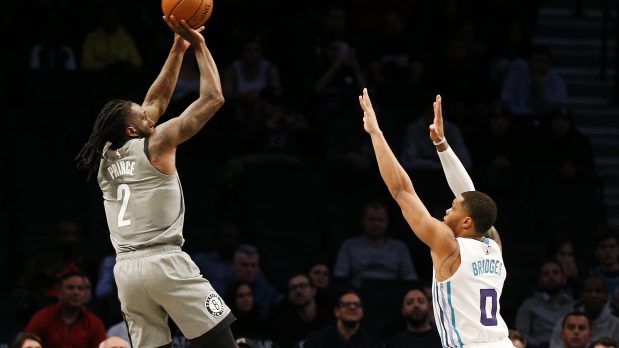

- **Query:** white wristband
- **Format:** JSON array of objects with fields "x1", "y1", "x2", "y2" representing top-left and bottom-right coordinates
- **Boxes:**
[{"x1": 433, "y1": 137, "x2": 446, "y2": 146}]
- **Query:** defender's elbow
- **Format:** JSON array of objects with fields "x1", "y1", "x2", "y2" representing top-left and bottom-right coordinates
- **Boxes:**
[
  {"x1": 208, "y1": 95, "x2": 224, "y2": 112},
  {"x1": 213, "y1": 95, "x2": 225, "y2": 108}
]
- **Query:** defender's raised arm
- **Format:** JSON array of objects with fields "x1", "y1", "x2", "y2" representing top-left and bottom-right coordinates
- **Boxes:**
[
  {"x1": 431, "y1": 94, "x2": 502, "y2": 248},
  {"x1": 359, "y1": 88, "x2": 457, "y2": 262}
]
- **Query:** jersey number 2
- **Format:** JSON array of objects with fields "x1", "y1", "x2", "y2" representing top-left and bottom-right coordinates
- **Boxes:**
[
  {"x1": 480, "y1": 288, "x2": 498, "y2": 326},
  {"x1": 117, "y1": 184, "x2": 131, "y2": 227}
]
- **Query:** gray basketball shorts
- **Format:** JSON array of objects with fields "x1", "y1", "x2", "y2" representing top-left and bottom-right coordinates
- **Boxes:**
[{"x1": 114, "y1": 245, "x2": 231, "y2": 347}]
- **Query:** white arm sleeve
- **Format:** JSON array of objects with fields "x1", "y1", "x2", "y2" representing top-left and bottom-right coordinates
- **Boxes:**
[{"x1": 437, "y1": 146, "x2": 475, "y2": 196}]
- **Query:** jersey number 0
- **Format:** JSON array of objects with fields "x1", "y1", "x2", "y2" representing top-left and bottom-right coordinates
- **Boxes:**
[{"x1": 480, "y1": 288, "x2": 498, "y2": 326}]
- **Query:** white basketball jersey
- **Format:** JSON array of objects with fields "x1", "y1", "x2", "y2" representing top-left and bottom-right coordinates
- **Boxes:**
[{"x1": 432, "y1": 237, "x2": 512, "y2": 348}]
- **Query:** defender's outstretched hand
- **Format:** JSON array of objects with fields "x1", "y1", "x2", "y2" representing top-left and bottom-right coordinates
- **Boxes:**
[
  {"x1": 163, "y1": 15, "x2": 205, "y2": 49},
  {"x1": 359, "y1": 88, "x2": 381, "y2": 135},
  {"x1": 429, "y1": 94, "x2": 445, "y2": 143}
]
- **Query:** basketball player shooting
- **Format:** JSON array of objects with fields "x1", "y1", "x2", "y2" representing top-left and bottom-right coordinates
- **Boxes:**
[
  {"x1": 359, "y1": 89, "x2": 515, "y2": 348},
  {"x1": 75, "y1": 17, "x2": 237, "y2": 348}
]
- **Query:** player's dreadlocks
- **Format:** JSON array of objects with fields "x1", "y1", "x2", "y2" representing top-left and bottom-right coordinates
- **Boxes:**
[{"x1": 75, "y1": 100, "x2": 131, "y2": 181}]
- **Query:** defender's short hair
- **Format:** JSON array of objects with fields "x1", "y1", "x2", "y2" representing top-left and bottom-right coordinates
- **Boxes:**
[{"x1": 461, "y1": 191, "x2": 497, "y2": 234}]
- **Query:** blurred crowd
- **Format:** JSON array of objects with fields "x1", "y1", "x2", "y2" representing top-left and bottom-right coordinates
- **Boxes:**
[{"x1": 0, "y1": 0, "x2": 615, "y2": 347}]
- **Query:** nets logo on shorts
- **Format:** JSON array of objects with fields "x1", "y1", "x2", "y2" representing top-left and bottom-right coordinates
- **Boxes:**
[{"x1": 205, "y1": 293, "x2": 225, "y2": 316}]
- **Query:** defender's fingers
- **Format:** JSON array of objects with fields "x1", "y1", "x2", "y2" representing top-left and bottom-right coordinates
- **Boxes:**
[{"x1": 363, "y1": 88, "x2": 373, "y2": 107}]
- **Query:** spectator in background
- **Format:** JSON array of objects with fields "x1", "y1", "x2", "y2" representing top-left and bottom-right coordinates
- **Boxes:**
[
  {"x1": 80, "y1": 4, "x2": 143, "y2": 98},
  {"x1": 29, "y1": 12, "x2": 77, "y2": 72},
  {"x1": 532, "y1": 107, "x2": 599, "y2": 239},
  {"x1": 400, "y1": 105, "x2": 472, "y2": 172},
  {"x1": 229, "y1": 244, "x2": 283, "y2": 320},
  {"x1": 308, "y1": 262, "x2": 330, "y2": 292},
  {"x1": 18, "y1": 220, "x2": 92, "y2": 296},
  {"x1": 224, "y1": 281, "x2": 271, "y2": 342},
  {"x1": 590, "y1": 231, "x2": 619, "y2": 314},
  {"x1": 193, "y1": 220, "x2": 243, "y2": 294},
  {"x1": 11, "y1": 333, "x2": 43, "y2": 348},
  {"x1": 310, "y1": 6, "x2": 362, "y2": 110},
  {"x1": 92, "y1": 254, "x2": 122, "y2": 327},
  {"x1": 222, "y1": 38, "x2": 281, "y2": 122},
  {"x1": 489, "y1": 20, "x2": 531, "y2": 91},
  {"x1": 94, "y1": 255, "x2": 115, "y2": 300},
  {"x1": 550, "y1": 239, "x2": 585, "y2": 300},
  {"x1": 501, "y1": 45, "x2": 567, "y2": 122},
  {"x1": 549, "y1": 276, "x2": 619, "y2": 347},
  {"x1": 302, "y1": 289, "x2": 381, "y2": 348},
  {"x1": 24, "y1": 272, "x2": 106, "y2": 348},
  {"x1": 235, "y1": 337, "x2": 259, "y2": 348},
  {"x1": 424, "y1": 34, "x2": 492, "y2": 117},
  {"x1": 312, "y1": 38, "x2": 366, "y2": 118},
  {"x1": 307, "y1": 261, "x2": 335, "y2": 308},
  {"x1": 235, "y1": 86, "x2": 313, "y2": 160},
  {"x1": 195, "y1": 243, "x2": 283, "y2": 320},
  {"x1": 516, "y1": 260, "x2": 573, "y2": 348},
  {"x1": 98, "y1": 336, "x2": 129, "y2": 348},
  {"x1": 312, "y1": 6, "x2": 352, "y2": 54},
  {"x1": 106, "y1": 321, "x2": 130, "y2": 344},
  {"x1": 384, "y1": 286, "x2": 442, "y2": 348},
  {"x1": 589, "y1": 337, "x2": 618, "y2": 348},
  {"x1": 80, "y1": 6, "x2": 142, "y2": 72},
  {"x1": 271, "y1": 273, "x2": 333, "y2": 348},
  {"x1": 14, "y1": 219, "x2": 96, "y2": 324},
  {"x1": 536, "y1": 107, "x2": 596, "y2": 185},
  {"x1": 558, "y1": 312, "x2": 592, "y2": 348},
  {"x1": 309, "y1": 6, "x2": 368, "y2": 167},
  {"x1": 366, "y1": 11, "x2": 424, "y2": 112},
  {"x1": 218, "y1": 86, "x2": 316, "y2": 193},
  {"x1": 467, "y1": 104, "x2": 527, "y2": 206},
  {"x1": 509, "y1": 329, "x2": 528, "y2": 348},
  {"x1": 334, "y1": 200, "x2": 418, "y2": 287}
]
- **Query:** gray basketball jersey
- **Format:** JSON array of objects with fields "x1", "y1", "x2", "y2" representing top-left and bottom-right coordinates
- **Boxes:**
[{"x1": 98, "y1": 138, "x2": 185, "y2": 254}]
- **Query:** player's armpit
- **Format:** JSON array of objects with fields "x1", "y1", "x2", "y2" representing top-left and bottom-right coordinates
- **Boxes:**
[
  {"x1": 142, "y1": 102, "x2": 164, "y2": 123},
  {"x1": 432, "y1": 242, "x2": 461, "y2": 280}
]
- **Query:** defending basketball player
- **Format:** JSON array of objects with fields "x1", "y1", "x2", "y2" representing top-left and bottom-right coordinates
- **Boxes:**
[
  {"x1": 75, "y1": 17, "x2": 236, "y2": 348},
  {"x1": 359, "y1": 89, "x2": 515, "y2": 348}
]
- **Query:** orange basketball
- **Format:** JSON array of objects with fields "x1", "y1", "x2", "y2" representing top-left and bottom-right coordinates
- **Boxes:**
[{"x1": 162, "y1": 0, "x2": 213, "y2": 29}]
